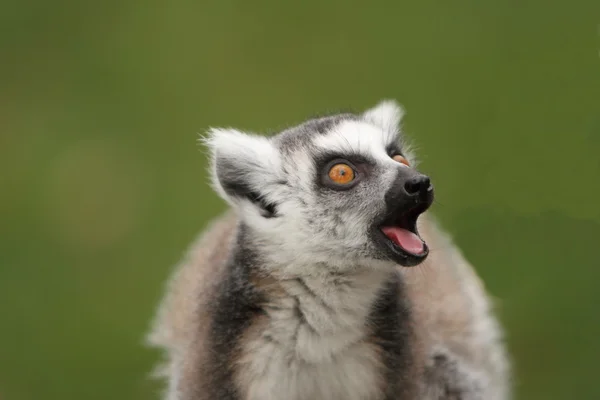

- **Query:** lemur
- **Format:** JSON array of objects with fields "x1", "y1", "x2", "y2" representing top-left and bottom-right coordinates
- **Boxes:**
[{"x1": 146, "y1": 100, "x2": 511, "y2": 400}]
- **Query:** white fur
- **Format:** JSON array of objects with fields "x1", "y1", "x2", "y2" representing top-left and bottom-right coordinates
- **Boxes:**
[
  {"x1": 313, "y1": 120, "x2": 398, "y2": 162},
  {"x1": 236, "y1": 270, "x2": 391, "y2": 400}
]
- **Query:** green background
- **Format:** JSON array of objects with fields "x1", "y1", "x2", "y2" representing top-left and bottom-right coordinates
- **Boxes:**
[{"x1": 2, "y1": 1, "x2": 599, "y2": 399}]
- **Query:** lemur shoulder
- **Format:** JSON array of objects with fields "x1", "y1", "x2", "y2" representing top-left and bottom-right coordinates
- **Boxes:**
[{"x1": 147, "y1": 100, "x2": 511, "y2": 400}]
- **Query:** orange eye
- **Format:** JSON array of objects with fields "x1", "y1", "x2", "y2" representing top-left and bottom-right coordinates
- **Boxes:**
[
  {"x1": 392, "y1": 154, "x2": 410, "y2": 167},
  {"x1": 328, "y1": 163, "x2": 355, "y2": 184}
]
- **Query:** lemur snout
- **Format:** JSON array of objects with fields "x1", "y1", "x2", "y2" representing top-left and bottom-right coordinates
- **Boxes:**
[
  {"x1": 385, "y1": 172, "x2": 434, "y2": 211},
  {"x1": 403, "y1": 175, "x2": 432, "y2": 197}
]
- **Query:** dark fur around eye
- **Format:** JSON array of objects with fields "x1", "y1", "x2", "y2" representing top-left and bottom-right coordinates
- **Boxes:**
[{"x1": 385, "y1": 143, "x2": 404, "y2": 158}]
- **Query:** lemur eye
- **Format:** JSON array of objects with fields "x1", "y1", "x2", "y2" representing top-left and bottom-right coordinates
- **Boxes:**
[
  {"x1": 328, "y1": 163, "x2": 355, "y2": 185},
  {"x1": 392, "y1": 154, "x2": 410, "y2": 167}
]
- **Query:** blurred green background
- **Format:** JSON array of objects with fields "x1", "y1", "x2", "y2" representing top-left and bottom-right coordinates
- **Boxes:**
[{"x1": 1, "y1": 0, "x2": 599, "y2": 399}]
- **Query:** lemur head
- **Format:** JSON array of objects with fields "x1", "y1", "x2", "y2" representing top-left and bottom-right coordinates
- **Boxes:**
[{"x1": 205, "y1": 100, "x2": 434, "y2": 275}]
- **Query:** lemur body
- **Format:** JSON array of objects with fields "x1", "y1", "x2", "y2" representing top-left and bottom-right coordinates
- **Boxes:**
[{"x1": 147, "y1": 101, "x2": 510, "y2": 400}]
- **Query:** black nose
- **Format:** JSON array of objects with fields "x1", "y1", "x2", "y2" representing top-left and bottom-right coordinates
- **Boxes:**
[{"x1": 404, "y1": 175, "x2": 431, "y2": 196}]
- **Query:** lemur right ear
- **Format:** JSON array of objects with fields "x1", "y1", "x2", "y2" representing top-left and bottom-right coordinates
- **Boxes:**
[
  {"x1": 203, "y1": 128, "x2": 282, "y2": 217},
  {"x1": 362, "y1": 99, "x2": 405, "y2": 134}
]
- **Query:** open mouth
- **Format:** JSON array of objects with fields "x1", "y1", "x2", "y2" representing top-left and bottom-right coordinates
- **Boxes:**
[{"x1": 374, "y1": 204, "x2": 430, "y2": 267}]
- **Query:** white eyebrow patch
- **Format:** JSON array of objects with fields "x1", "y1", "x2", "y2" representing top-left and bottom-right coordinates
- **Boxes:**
[{"x1": 312, "y1": 120, "x2": 396, "y2": 158}]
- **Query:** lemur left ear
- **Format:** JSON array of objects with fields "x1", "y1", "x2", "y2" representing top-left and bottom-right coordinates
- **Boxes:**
[
  {"x1": 362, "y1": 99, "x2": 405, "y2": 133},
  {"x1": 203, "y1": 128, "x2": 282, "y2": 217}
]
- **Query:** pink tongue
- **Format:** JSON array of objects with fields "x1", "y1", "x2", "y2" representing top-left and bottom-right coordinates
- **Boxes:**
[{"x1": 381, "y1": 227, "x2": 424, "y2": 255}]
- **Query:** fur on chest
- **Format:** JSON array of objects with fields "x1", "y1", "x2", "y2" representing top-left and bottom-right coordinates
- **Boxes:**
[
  {"x1": 236, "y1": 273, "x2": 388, "y2": 400},
  {"x1": 237, "y1": 325, "x2": 384, "y2": 400},
  {"x1": 203, "y1": 265, "x2": 416, "y2": 400}
]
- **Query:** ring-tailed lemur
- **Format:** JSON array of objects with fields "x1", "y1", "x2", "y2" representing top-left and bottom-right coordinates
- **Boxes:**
[{"x1": 146, "y1": 100, "x2": 511, "y2": 400}]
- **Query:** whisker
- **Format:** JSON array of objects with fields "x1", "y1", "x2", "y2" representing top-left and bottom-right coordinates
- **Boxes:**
[{"x1": 433, "y1": 200, "x2": 445, "y2": 208}]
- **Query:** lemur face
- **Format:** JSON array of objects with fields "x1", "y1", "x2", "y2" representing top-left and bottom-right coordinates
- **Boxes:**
[{"x1": 206, "y1": 100, "x2": 434, "y2": 272}]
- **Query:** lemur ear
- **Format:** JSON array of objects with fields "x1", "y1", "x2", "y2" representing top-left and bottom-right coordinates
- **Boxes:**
[
  {"x1": 203, "y1": 128, "x2": 281, "y2": 217},
  {"x1": 362, "y1": 99, "x2": 405, "y2": 133}
]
